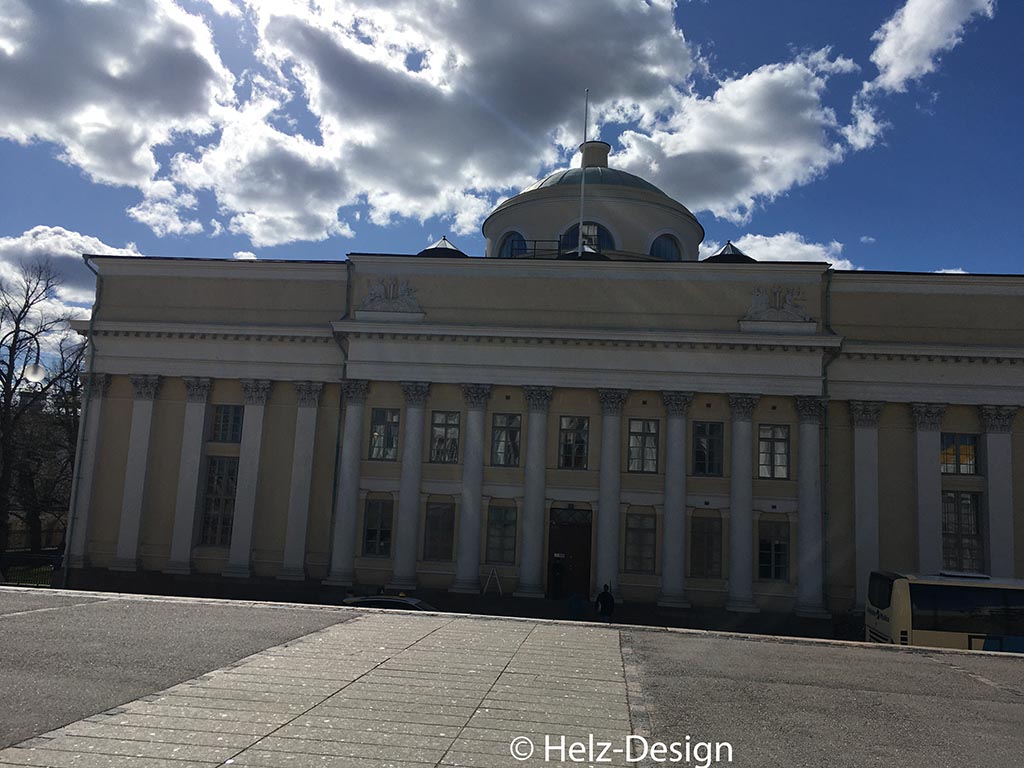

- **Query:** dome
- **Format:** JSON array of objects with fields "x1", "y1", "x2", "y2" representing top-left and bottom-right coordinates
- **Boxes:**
[{"x1": 522, "y1": 166, "x2": 667, "y2": 196}]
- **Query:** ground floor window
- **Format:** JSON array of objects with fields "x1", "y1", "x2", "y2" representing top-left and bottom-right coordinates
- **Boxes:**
[
  {"x1": 690, "y1": 516, "x2": 722, "y2": 578},
  {"x1": 758, "y1": 520, "x2": 790, "y2": 581},
  {"x1": 423, "y1": 501, "x2": 455, "y2": 561},
  {"x1": 624, "y1": 513, "x2": 656, "y2": 573},
  {"x1": 486, "y1": 503, "x2": 517, "y2": 564},
  {"x1": 942, "y1": 491, "x2": 984, "y2": 572},
  {"x1": 363, "y1": 498, "x2": 393, "y2": 557},
  {"x1": 199, "y1": 456, "x2": 238, "y2": 546}
]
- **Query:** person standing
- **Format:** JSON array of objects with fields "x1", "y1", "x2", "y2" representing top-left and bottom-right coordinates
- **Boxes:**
[{"x1": 595, "y1": 584, "x2": 615, "y2": 622}]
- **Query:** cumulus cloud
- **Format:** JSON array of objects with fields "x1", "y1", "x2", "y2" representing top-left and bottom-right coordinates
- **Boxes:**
[
  {"x1": 232, "y1": 250, "x2": 256, "y2": 260},
  {"x1": 866, "y1": 0, "x2": 995, "y2": 93},
  {"x1": 934, "y1": 267, "x2": 967, "y2": 274},
  {"x1": 703, "y1": 232, "x2": 855, "y2": 270},
  {"x1": 0, "y1": 226, "x2": 141, "y2": 307}
]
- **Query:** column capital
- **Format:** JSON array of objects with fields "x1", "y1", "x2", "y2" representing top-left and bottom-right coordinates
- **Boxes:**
[
  {"x1": 341, "y1": 379, "x2": 369, "y2": 403},
  {"x1": 911, "y1": 402, "x2": 945, "y2": 431},
  {"x1": 294, "y1": 381, "x2": 323, "y2": 407},
  {"x1": 523, "y1": 385, "x2": 553, "y2": 412},
  {"x1": 242, "y1": 379, "x2": 273, "y2": 406},
  {"x1": 183, "y1": 377, "x2": 212, "y2": 404},
  {"x1": 598, "y1": 388, "x2": 628, "y2": 415},
  {"x1": 400, "y1": 381, "x2": 430, "y2": 405},
  {"x1": 849, "y1": 400, "x2": 884, "y2": 428},
  {"x1": 979, "y1": 405, "x2": 1017, "y2": 434},
  {"x1": 130, "y1": 374, "x2": 162, "y2": 400},
  {"x1": 82, "y1": 372, "x2": 110, "y2": 400},
  {"x1": 795, "y1": 396, "x2": 826, "y2": 425},
  {"x1": 462, "y1": 383, "x2": 492, "y2": 409},
  {"x1": 728, "y1": 394, "x2": 759, "y2": 421},
  {"x1": 661, "y1": 391, "x2": 694, "y2": 417}
]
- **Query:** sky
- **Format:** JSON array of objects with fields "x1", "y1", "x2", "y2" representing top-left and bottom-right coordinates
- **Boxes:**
[{"x1": 0, "y1": 0, "x2": 1020, "y2": 309}]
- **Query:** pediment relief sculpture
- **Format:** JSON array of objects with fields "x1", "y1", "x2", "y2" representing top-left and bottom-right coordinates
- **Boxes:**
[
  {"x1": 744, "y1": 285, "x2": 811, "y2": 323},
  {"x1": 359, "y1": 277, "x2": 422, "y2": 313}
]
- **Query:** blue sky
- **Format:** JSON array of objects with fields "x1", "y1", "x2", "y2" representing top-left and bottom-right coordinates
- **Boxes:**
[{"x1": 0, "y1": 0, "x2": 1017, "y2": 304}]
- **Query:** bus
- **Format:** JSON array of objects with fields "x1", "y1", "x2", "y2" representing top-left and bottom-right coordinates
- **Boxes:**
[{"x1": 864, "y1": 571, "x2": 1024, "y2": 653}]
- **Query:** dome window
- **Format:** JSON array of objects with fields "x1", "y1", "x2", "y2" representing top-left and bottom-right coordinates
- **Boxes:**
[
  {"x1": 561, "y1": 221, "x2": 615, "y2": 253},
  {"x1": 498, "y1": 231, "x2": 527, "y2": 259},
  {"x1": 650, "y1": 234, "x2": 682, "y2": 262}
]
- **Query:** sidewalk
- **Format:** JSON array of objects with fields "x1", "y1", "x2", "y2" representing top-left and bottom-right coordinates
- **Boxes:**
[{"x1": 0, "y1": 612, "x2": 632, "y2": 767}]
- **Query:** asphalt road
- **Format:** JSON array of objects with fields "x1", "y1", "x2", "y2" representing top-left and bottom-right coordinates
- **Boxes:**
[
  {"x1": 0, "y1": 587, "x2": 352, "y2": 748},
  {"x1": 625, "y1": 629, "x2": 1024, "y2": 768}
]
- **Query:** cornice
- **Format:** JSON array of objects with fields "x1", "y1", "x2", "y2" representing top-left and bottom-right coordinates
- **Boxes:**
[
  {"x1": 88, "y1": 256, "x2": 347, "y2": 282},
  {"x1": 77, "y1": 321, "x2": 335, "y2": 345},
  {"x1": 840, "y1": 341, "x2": 1024, "y2": 365}
]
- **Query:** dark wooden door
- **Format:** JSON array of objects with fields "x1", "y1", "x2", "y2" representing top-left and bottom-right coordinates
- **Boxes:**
[{"x1": 547, "y1": 507, "x2": 593, "y2": 599}]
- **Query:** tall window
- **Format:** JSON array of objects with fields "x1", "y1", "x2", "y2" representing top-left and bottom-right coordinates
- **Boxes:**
[
  {"x1": 624, "y1": 513, "x2": 656, "y2": 573},
  {"x1": 486, "y1": 503, "x2": 518, "y2": 564},
  {"x1": 561, "y1": 221, "x2": 615, "y2": 252},
  {"x1": 363, "y1": 498, "x2": 393, "y2": 557},
  {"x1": 758, "y1": 520, "x2": 790, "y2": 580},
  {"x1": 758, "y1": 425, "x2": 790, "y2": 479},
  {"x1": 199, "y1": 456, "x2": 238, "y2": 546},
  {"x1": 368, "y1": 408, "x2": 400, "y2": 461},
  {"x1": 649, "y1": 233, "x2": 682, "y2": 261},
  {"x1": 941, "y1": 433, "x2": 979, "y2": 475},
  {"x1": 211, "y1": 405, "x2": 243, "y2": 443},
  {"x1": 430, "y1": 411, "x2": 461, "y2": 463},
  {"x1": 558, "y1": 416, "x2": 590, "y2": 469},
  {"x1": 690, "y1": 516, "x2": 722, "y2": 578},
  {"x1": 423, "y1": 501, "x2": 455, "y2": 561},
  {"x1": 491, "y1": 413, "x2": 521, "y2": 467},
  {"x1": 498, "y1": 231, "x2": 527, "y2": 259},
  {"x1": 628, "y1": 419, "x2": 659, "y2": 473},
  {"x1": 692, "y1": 421, "x2": 724, "y2": 476},
  {"x1": 942, "y1": 491, "x2": 984, "y2": 572}
]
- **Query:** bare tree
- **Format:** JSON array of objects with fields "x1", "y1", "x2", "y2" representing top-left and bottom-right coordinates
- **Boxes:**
[{"x1": 0, "y1": 259, "x2": 78, "y2": 554}]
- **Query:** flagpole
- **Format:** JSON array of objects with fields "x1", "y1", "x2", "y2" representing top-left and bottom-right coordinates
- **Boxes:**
[{"x1": 576, "y1": 88, "x2": 589, "y2": 259}]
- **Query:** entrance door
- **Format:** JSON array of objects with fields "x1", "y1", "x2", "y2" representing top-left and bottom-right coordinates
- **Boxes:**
[{"x1": 547, "y1": 507, "x2": 593, "y2": 599}]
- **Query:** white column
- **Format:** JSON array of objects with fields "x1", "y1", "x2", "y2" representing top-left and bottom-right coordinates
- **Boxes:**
[
  {"x1": 981, "y1": 405, "x2": 1017, "y2": 578},
  {"x1": 165, "y1": 377, "x2": 212, "y2": 575},
  {"x1": 67, "y1": 373, "x2": 110, "y2": 568},
  {"x1": 224, "y1": 379, "x2": 272, "y2": 578},
  {"x1": 516, "y1": 386, "x2": 552, "y2": 597},
  {"x1": 795, "y1": 396, "x2": 829, "y2": 617},
  {"x1": 390, "y1": 381, "x2": 429, "y2": 590},
  {"x1": 596, "y1": 389, "x2": 627, "y2": 596},
  {"x1": 727, "y1": 394, "x2": 759, "y2": 612},
  {"x1": 111, "y1": 375, "x2": 161, "y2": 571},
  {"x1": 658, "y1": 391, "x2": 693, "y2": 607},
  {"x1": 912, "y1": 403, "x2": 945, "y2": 574},
  {"x1": 326, "y1": 380, "x2": 368, "y2": 586},
  {"x1": 279, "y1": 382, "x2": 323, "y2": 580},
  {"x1": 451, "y1": 384, "x2": 491, "y2": 593},
  {"x1": 849, "y1": 401, "x2": 883, "y2": 610}
]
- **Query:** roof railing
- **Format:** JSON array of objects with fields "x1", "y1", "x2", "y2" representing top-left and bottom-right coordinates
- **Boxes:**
[{"x1": 499, "y1": 239, "x2": 605, "y2": 260}]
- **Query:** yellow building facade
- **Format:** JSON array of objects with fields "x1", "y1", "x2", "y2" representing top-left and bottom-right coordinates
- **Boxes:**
[{"x1": 65, "y1": 143, "x2": 1024, "y2": 619}]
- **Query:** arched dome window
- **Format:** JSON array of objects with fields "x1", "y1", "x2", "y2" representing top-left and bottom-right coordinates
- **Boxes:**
[
  {"x1": 561, "y1": 221, "x2": 615, "y2": 253},
  {"x1": 650, "y1": 234, "x2": 682, "y2": 261},
  {"x1": 497, "y1": 231, "x2": 527, "y2": 259}
]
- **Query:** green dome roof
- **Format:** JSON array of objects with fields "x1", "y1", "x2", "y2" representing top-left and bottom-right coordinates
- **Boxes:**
[{"x1": 523, "y1": 167, "x2": 667, "y2": 196}]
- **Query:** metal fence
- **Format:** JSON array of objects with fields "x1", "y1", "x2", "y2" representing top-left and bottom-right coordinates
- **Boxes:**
[{"x1": 0, "y1": 549, "x2": 61, "y2": 587}]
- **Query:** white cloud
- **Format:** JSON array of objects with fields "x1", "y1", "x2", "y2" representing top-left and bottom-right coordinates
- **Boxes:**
[
  {"x1": 859, "y1": 235, "x2": 876, "y2": 244},
  {"x1": 703, "y1": 232, "x2": 855, "y2": 270},
  {"x1": 866, "y1": 0, "x2": 995, "y2": 93},
  {"x1": 0, "y1": 226, "x2": 141, "y2": 307},
  {"x1": 232, "y1": 250, "x2": 256, "y2": 260},
  {"x1": 934, "y1": 267, "x2": 967, "y2": 274}
]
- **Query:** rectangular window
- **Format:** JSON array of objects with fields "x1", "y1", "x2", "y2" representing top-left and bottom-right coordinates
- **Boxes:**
[
  {"x1": 368, "y1": 408, "x2": 400, "y2": 461},
  {"x1": 627, "y1": 419, "x2": 659, "y2": 473},
  {"x1": 430, "y1": 411, "x2": 461, "y2": 463},
  {"x1": 940, "y1": 433, "x2": 979, "y2": 475},
  {"x1": 199, "y1": 456, "x2": 238, "y2": 546},
  {"x1": 211, "y1": 405, "x2": 243, "y2": 443},
  {"x1": 362, "y1": 498, "x2": 393, "y2": 557},
  {"x1": 692, "y1": 421, "x2": 724, "y2": 476},
  {"x1": 624, "y1": 513, "x2": 656, "y2": 573},
  {"x1": 942, "y1": 491, "x2": 985, "y2": 572},
  {"x1": 491, "y1": 413, "x2": 522, "y2": 467},
  {"x1": 423, "y1": 502, "x2": 455, "y2": 561},
  {"x1": 558, "y1": 416, "x2": 590, "y2": 469},
  {"x1": 758, "y1": 520, "x2": 790, "y2": 580},
  {"x1": 758, "y1": 425, "x2": 790, "y2": 479},
  {"x1": 486, "y1": 503, "x2": 517, "y2": 564},
  {"x1": 690, "y1": 516, "x2": 723, "y2": 578}
]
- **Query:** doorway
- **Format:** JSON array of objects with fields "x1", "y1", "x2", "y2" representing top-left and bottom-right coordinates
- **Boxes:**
[{"x1": 547, "y1": 506, "x2": 593, "y2": 599}]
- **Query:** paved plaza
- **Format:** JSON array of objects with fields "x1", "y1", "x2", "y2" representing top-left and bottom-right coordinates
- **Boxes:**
[{"x1": 0, "y1": 587, "x2": 1022, "y2": 767}]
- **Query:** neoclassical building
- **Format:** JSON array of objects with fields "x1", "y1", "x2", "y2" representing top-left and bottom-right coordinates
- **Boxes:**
[{"x1": 65, "y1": 141, "x2": 1024, "y2": 618}]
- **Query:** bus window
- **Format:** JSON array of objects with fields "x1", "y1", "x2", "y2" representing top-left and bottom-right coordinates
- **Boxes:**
[
  {"x1": 869, "y1": 572, "x2": 893, "y2": 610},
  {"x1": 910, "y1": 584, "x2": 1011, "y2": 635}
]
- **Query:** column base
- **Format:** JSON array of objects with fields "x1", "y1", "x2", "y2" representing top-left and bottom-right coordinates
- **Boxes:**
[
  {"x1": 513, "y1": 585, "x2": 546, "y2": 599},
  {"x1": 448, "y1": 579, "x2": 480, "y2": 595},
  {"x1": 795, "y1": 603, "x2": 832, "y2": 619},
  {"x1": 163, "y1": 561, "x2": 191, "y2": 576},
  {"x1": 657, "y1": 592, "x2": 691, "y2": 609},
  {"x1": 109, "y1": 557, "x2": 138, "y2": 572},
  {"x1": 322, "y1": 573, "x2": 355, "y2": 588},
  {"x1": 725, "y1": 596, "x2": 760, "y2": 614},
  {"x1": 277, "y1": 567, "x2": 306, "y2": 581},
  {"x1": 387, "y1": 577, "x2": 418, "y2": 592},
  {"x1": 222, "y1": 565, "x2": 251, "y2": 579}
]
